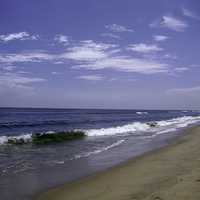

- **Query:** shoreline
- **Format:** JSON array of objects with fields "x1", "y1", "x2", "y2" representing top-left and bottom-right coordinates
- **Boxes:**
[{"x1": 36, "y1": 125, "x2": 200, "y2": 200}]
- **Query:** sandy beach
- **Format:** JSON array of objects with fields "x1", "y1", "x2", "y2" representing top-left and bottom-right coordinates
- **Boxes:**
[{"x1": 36, "y1": 126, "x2": 200, "y2": 200}]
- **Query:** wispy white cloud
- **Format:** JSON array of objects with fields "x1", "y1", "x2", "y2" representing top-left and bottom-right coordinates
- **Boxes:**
[
  {"x1": 54, "y1": 34, "x2": 69, "y2": 45},
  {"x1": 150, "y1": 16, "x2": 188, "y2": 32},
  {"x1": 101, "y1": 33, "x2": 120, "y2": 39},
  {"x1": 0, "y1": 65, "x2": 16, "y2": 71},
  {"x1": 153, "y1": 35, "x2": 169, "y2": 42},
  {"x1": 61, "y1": 40, "x2": 117, "y2": 61},
  {"x1": 76, "y1": 56, "x2": 168, "y2": 74},
  {"x1": 0, "y1": 40, "x2": 114, "y2": 64},
  {"x1": 60, "y1": 41, "x2": 168, "y2": 74},
  {"x1": 0, "y1": 51, "x2": 55, "y2": 64},
  {"x1": 0, "y1": 32, "x2": 38, "y2": 42},
  {"x1": 17, "y1": 71, "x2": 30, "y2": 74},
  {"x1": 105, "y1": 24, "x2": 134, "y2": 32},
  {"x1": 190, "y1": 64, "x2": 200, "y2": 68},
  {"x1": 0, "y1": 72, "x2": 46, "y2": 96},
  {"x1": 167, "y1": 86, "x2": 200, "y2": 95},
  {"x1": 54, "y1": 61, "x2": 64, "y2": 65},
  {"x1": 51, "y1": 71, "x2": 62, "y2": 75},
  {"x1": 0, "y1": 40, "x2": 173, "y2": 75},
  {"x1": 0, "y1": 72, "x2": 46, "y2": 101},
  {"x1": 161, "y1": 16, "x2": 188, "y2": 32},
  {"x1": 163, "y1": 54, "x2": 177, "y2": 60},
  {"x1": 182, "y1": 7, "x2": 200, "y2": 20},
  {"x1": 59, "y1": 40, "x2": 168, "y2": 74},
  {"x1": 77, "y1": 74, "x2": 104, "y2": 81},
  {"x1": 109, "y1": 78, "x2": 118, "y2": 81},
  {"x1": 127, "y1": 43, "x2": 163, "y2": 53},
  {"x1": 0, "y1": 72, "x2": 45, "y2": 85},
  {"x1": 168, "y1": 67, "x2": 189, "y2": 76},
  {"x1": 174, "y1": 67, "x2": 189, "y2": 72}
]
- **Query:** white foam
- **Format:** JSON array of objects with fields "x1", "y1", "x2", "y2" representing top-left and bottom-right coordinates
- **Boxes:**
[
  {"x1": 85, "y1": 116, "x2": 200, "y2": 137},
  {"x1": 0, "y1": 136, "x2": 8, "y2": 145},
  {"x1": 53, "y1": 160, "x2": 65, "y2": 164},
  {"x1": 73, "y1": 139, "x2": 125, "y2": 159},
  {"x1": 157, "y1": 116, "x2": 200, "y2": 127},
  {"x1": 0, "y1": 134, "x2": 32, "y2": 145},
  {"x1": 156, "y1": 128, "x2": 177, "y2": 135},
  {"x1": 136, "y1": 111, "x2": 148, "y2": 115},
  {"x1": 85, "y1": 122, "x2": 150, "y2": 136},
  {"x1": 14, "y1": 134, "x2": 32, "y2": 141}
]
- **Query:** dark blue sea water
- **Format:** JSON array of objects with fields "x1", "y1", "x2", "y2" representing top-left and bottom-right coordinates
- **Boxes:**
[
  {"x1": 0, "y1": 108, "x2": 200, "y2": 200},
  {"x1": 1, "y1": 108, "x2": 200, "y2": 136}
]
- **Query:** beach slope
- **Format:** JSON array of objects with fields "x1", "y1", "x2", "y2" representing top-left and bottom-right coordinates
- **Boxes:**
[{"x1": 37, "y1": 126, "x2": 200, "y2": 200}]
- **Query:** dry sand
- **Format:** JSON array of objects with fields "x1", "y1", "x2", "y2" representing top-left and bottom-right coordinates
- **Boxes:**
[{"x1": 36, "y1": 126, "x2": 200, "y2": 200}]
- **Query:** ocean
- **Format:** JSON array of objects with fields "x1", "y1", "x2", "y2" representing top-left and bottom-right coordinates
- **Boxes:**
[{"x1": 0, "y1": 108, "x2": 200, "y2": 200}]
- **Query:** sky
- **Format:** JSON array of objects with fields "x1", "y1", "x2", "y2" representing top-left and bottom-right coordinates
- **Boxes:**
[{"x1": 0, "y1": 0, "x2": 200, "y2": 109}]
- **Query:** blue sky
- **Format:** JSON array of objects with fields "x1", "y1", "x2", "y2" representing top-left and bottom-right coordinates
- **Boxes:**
[{"x1": 0, "y1": 0, "x2": 200, "y2": 109}]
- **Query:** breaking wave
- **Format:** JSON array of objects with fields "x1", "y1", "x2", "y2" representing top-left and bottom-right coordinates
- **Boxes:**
[
  {"x1": 0, "y1": 116, "x2": 200, "y2": 145},
  {"x1": 0, "y1": 134, "x2": 32, "y2": 145},
  {"x1": 136, "y1": 111, "x2": 148, "y2": 115},
  {"x1": 0, "y1": 131, "x2": 85, "y2": 145},
  {"x1": 85, "y1": 116, "x2": 200, "y2": 137},
  {"x1": 85, "y1": 122, "x2": 150, "y2": 136}
]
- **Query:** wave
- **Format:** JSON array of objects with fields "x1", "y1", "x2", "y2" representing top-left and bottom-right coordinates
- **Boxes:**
[
  {"x1": 1, "y1": 116, "x2": 200, "y2": 146},
  {"x1": 136, "y1": 111, "x2": 148, "y2": 115},
  {"x1": 0, "y1": 134, "x2": 32, "y2": 145},
  {"x1": 85, "y1": 116, "x2": 200, "y2": 137},
  {"x1": 85, "y1": 122, "x2": 150, "y2": 136},
  {"x1": 156, "y1": 116, "x2": 200, "y2": 127},
  {"x1": 0, "y1": 131, "x2": 85, "y2": 145}
]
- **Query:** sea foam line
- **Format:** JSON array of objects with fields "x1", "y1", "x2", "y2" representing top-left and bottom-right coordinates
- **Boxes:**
[{"x1": 73, "y1": 139, "x2": 125, "y2": 159}]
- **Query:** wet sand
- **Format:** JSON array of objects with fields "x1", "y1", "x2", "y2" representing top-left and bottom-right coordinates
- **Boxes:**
[{"x1": 36, "y1": 126, "x2": 200, "y2": 200}]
